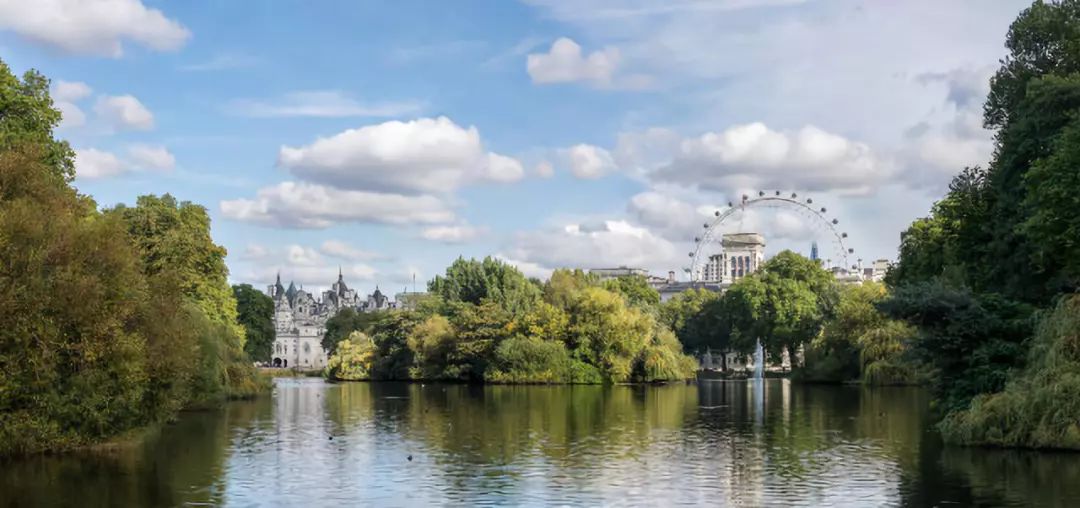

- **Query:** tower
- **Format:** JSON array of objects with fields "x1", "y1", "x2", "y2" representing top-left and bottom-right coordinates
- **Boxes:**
[{"x1": 810, "y1": 242, "x2": 819, "y2": 262}]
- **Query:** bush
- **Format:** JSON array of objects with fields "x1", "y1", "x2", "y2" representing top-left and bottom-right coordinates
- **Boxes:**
[
  {"x1": 485, "y1": 337, "x2": 573, "y2": 384},
  {"x1": 939, "y1": 295, "x2": 1080, "y2": 449},
  {"x1": 326, "y1": 332, "x2": 377, "y2": 381}
]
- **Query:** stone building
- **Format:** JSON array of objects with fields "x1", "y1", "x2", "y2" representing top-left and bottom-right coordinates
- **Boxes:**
[
  {"x1": 702, "y1": 233, "x2": 766, "y2": 283},
  {"x1": 268, "y1": 270, "x2": 400, "y2": 370}
]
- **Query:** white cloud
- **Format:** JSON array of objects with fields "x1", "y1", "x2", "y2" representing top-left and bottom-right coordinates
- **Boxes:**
[
  {"x1": 227, "y1": 90, "x2": 424, "y2": 118},
  {"x1": 320, "y1": 240, "x2": 383, "y2": 261},
  {"x1": 51, "y1": 80, "x2": 92, "y2": 129},
  {"x1": 286, "y1": 245, "x2": 324, "y2": 266},
  {"x1": 219, "y1": 181, "x2": 456, "y2": 229},
  {"x1": 179, "y1": 52, "x2": 260, "y2": 72},
  {"x1": 277, "y1": 116, "x2": 524, "y2": 194},
  {"x1": 564, "y1": 143, "x2": 616, "y2": 179},
  {"x1": 127, "y1": 144, "x2": 175, "y2": 171},
  {"x1": 241, "y1": 244, "x2": 270, "y2": 262},
  {"x1": 902, "y1": 66, "x2": 996, "y2": 186},
  {"x1": 94, "y1": 95, "x2": 154, "y2": 131},
  {"x1": 527, "y1": 37, "x2": 623, "y2": 88},
  {"x1": 653, "y1": 123, "x2": 892, "y2": 195},
  {"x1": 481, "y1": 153, "x2": 526, "y2": 182},
  {"x1": 420, "y1": 223, "x2": 488, "y2": 244},
  {"x1": 523, "y1": 0, "x2": 807, "y2": 20},
  {"x1": 506, "y1": 219, "x2": 681, "y2": 274},
  {"x1": 0, "y1": 0, "x2": 190, "y2": 57},
  {"x1": 75, "y1": 148, "x2": 127, "y2": 179},
  {"x1": 52, "y1": 80, "x2": 92, "y2": 102},
  {"x1": 535, "y1": 160, "x2": 555, "y2": 178},
  {"x1": 627, "y1": 190, "x2": 712, "y2": 241}
]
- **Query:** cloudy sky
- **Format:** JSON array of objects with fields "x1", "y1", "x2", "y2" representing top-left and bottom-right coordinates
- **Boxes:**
[{"x1": 0, "y1": 0, "x2": 1030, "y2": 295}]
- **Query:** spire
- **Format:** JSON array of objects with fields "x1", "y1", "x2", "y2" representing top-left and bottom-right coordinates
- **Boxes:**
[
  {"x1": 339, "y1": 265, "x2": 343, "y2": 280},
  {"x1": 276, "y1": 271, "x2": 281, "y2": 285}
]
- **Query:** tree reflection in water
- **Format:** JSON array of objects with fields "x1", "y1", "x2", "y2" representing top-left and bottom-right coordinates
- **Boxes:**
[{"x1": 2, "y1": 378, "x2": 1079, "y2": 507}]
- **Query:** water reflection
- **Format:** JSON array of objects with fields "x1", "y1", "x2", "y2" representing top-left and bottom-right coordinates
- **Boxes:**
[{"x1": 2, "y1": 379, "x2": 1079, "y2": 507}]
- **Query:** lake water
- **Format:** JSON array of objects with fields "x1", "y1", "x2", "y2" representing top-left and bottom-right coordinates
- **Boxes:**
[{"x1": 3, "y1": 378, "x2": 1079, "y2": 507}]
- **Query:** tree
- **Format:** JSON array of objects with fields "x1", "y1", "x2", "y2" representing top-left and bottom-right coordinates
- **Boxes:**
[
  {"x1": 0, "y1": 59, "x2": 75, "y2": 181},
  {"x1": 543, "y1": 268, "x2": 598, "y2": 310},
  {"x1": 565, "y1": 288, "x2": 653, "y2": 382},
  {"x1": 322, "y1": 307, "x2": 382, "y2": 355},
  {"x1": 0, "y1": 149, "x2": 150, "y2": 454},
  {"x1": 233, "y1": 284, "x2": 274, "y2": 362},
  {"x1": 326, "y1": 332, "x2": 377, "y2": 381},
  {"x1": 659, "y1": 288, "x2": 722, "y2": 354},
  {"x1": 603, "y1": 275, "x2": 661, "y2": 310},
  {"x1": 429, "y1": 257, "x2": 541, "y2": 316},
  {"x1": 1021, "y1": 113, "x2": 1080, "y2": 294},
  {"x1": 879, "y1": 282, "x2": 1034, "y2": 412},
  {"x1": 108, "y1": 194, "x2": 259, "y2": 398}
]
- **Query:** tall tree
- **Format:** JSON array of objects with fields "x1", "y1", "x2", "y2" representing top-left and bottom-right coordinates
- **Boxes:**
[
  {"x1": 0, "y1": 59, "x2": 75, "y2": 181},
  {"x1": 429, "y1": 256, "x2": 541, "y2": 316},
  {"x1": 233, "y1": 284, "x2": 274, "y2": 362}
]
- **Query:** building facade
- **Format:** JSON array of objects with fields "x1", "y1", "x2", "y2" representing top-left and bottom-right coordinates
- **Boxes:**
[
  {"x1": 268, "y1": 270, "x2": 401, "y2": 370},
  {"x1": 702, "y1": 233, "x2": 766, "y2": 283}
]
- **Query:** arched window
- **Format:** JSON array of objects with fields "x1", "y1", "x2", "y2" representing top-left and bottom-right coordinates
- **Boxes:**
[{"x1": 303, "y1": 342, "x2": 311, "y2": 353}]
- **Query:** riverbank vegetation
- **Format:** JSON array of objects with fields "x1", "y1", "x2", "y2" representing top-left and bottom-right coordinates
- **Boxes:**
[
  {"x1": 881, "y1": 0, "x2": 1080, "y2": 449},
  {"x1": 0, "y1": 60, "x2": 265, "y2": 456},
  {"x1": 325, "y1": 259, "x2": 698, "y2": 383}
]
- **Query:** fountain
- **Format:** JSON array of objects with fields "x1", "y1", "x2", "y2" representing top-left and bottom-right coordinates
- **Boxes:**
[
  {"x1": 753, "y1": 339, "x2": 765, "y2": 380},
  {"x1": 751, "y1": 339, "x2": 765, "y2": 426}
]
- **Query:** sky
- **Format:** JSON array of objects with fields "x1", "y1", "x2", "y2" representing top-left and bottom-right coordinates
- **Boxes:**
[{"x1": 0, "y1": 0, "x2": 1032, "y2": 296}]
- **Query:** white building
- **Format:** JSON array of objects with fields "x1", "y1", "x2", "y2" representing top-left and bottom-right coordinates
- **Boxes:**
[
  {"x1": 702, "y1": 233, "x2": 766, "y2": 283},
  {"x1": 268, "y1": 270, "x2": 401, "y2": 370},
  {"x1": 588, "y1": 266, "x2": 649, "y2": 280}
]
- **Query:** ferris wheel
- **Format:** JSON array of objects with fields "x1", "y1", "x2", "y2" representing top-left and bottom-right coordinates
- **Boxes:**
[{"x1": 686, "y1": 190, "x2": 855, "y2": 282}]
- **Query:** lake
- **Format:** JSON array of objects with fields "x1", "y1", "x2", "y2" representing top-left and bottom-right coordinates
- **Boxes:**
[{"x1": 2, "y1": 378, "x2": 1079, "y2": 507}]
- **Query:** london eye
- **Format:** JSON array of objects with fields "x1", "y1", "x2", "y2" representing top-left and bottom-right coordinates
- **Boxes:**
[{"x1": 686, "y1": 191, "x2": 855, "y2": 282}]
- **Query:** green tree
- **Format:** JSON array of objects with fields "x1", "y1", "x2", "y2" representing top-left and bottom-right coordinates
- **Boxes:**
[
  {"x1": 1021, "y1": 113, "x2": 1080, "y2": 293},
  {"x1": 659, "y1": 288, "x2": 722, "y2": 354},
  {"x1": 326, "y1": 332, "x2": 377, "y2": 381},
  {"x1": 108, "y1": 194, "x2": 259, "y2": 398},
  {"x1": 879, "y1": 282, "x2": 1034, "y2": 412},
  {"x1": 603, "y1": 275, "x2": 661, "y2": 310},
  {"x1": 322, "y1": 307, "x2": 382, "y2": 355},
  {"x1": 542, "y1": 268, "x2": 598, "y2": 309},
  {"x1": 429, "y1": 257, "x2": 541, "y2": 316},
  {"x1": 0, "y1": 59, "x2": 75, "y2": 181},
  {"x1": 233, "y1": 284, "x2": 274, "y2": 362}
]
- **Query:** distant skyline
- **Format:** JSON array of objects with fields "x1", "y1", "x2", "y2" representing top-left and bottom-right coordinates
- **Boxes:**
[{"x1": 0, "y1": 0, "x2": 1030, "y2": 294}]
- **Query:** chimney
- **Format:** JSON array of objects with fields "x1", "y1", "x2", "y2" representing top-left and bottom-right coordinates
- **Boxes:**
[{"x1": 668, "y1": 270, "x2": 675, "y2": 283}]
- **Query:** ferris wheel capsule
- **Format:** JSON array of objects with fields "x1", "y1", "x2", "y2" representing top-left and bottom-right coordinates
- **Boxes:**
[
  {"x1": 775, "y1": 190, "x2": 781, "y2": 196},
  {"x1": 806, "y1": 198, "x2": 813, "y2": 204},
  {"x1": 841, "y1": 232, "x2": 848, "y2": 238},
  {"x1": 791, "y1": 193, "x2": 797, "y2": 198},
  {"x1": 832, "y1": 219, "x2": 839, "y2": 225},
  {"x1": 848, "y1": 248, "x2": 855, "y2": 254},
  {"x1": 688, "y1": 252, "x2": 695, "y2": 257},
  {"x1": 821, "y1": 207, "x2": 827, "y2": 213},
  {"x1": 715, "y1": 210, "x2": 720, "y2": 216},
  {"x1": 758, "y1": 190, "x2": 765, "y2": 197}
]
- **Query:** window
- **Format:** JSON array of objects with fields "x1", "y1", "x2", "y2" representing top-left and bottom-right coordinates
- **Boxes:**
[{"x1": 303, "y1": 342, "x2": 311, "y2": 353}]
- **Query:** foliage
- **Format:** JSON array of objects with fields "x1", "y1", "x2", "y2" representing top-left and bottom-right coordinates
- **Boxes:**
[
  {"x1": 326, "y1": 332, "x2": 377, "y2": 381},
  {"x1": 797, "y1": 282, "x2": 919, "y2": 385},
  {"x1": 322, "y1": 307, "x2": 383, "y2": 355},
  {"x1": 485, "y1": 337, "x2": 574, "y2": 384},
  {"x1": 939, "y1": 295, "x2": 1080, "y2": 449},
  {"x1": 428, "y1": 256, "x2": 541, "y2": 316},
  {"x1": 719, "y1": 251, "x2": 834, "y2": 361},
  {"x1": 543, "y1": 268, "x2": 598, "y2": 310},
  {"x1": 233, "y1": 284, "x2": 274, "y2": 362},
  {"x1": 602, "y1": 275, "x2": 661, "y2": 310},
  {"x1": 0, "y1": 59, "x2": 74, "y2": 181},
  {"x1": 879, "y1": 282, "x2": 1034, "y2": 412},
  {"x1": 659, "y1": 288, "x2": 722, "y2": 354}
]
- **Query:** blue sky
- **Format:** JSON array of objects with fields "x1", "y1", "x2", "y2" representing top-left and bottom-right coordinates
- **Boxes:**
[{"x1": 0, "y1": 0, "x2": 1032, "y2": 295}]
